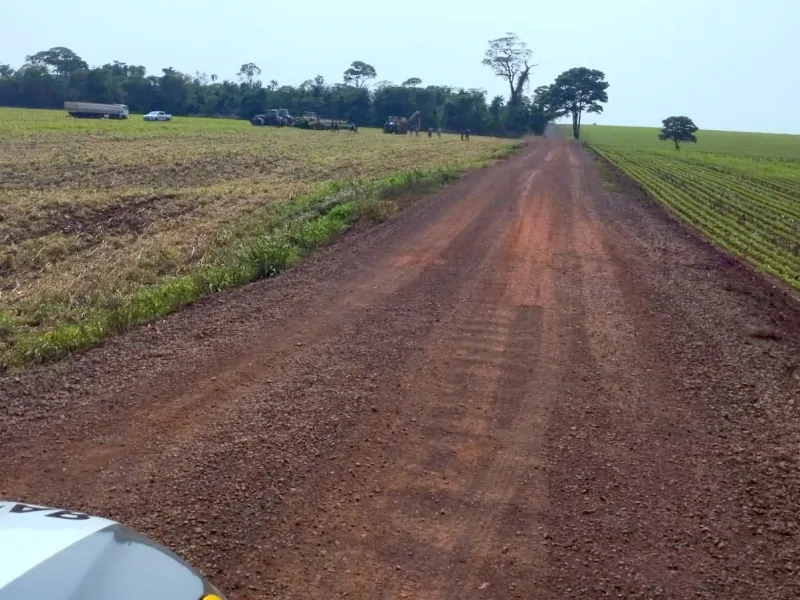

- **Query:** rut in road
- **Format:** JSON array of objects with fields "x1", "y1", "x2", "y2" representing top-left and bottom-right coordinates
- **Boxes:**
[{"x1": 2, "y1": 138, "x2": 800, "y2": 600}]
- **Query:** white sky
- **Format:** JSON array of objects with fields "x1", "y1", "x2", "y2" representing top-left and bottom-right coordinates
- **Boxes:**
[{"x1": 2, "y1": 0, "x2": 799, "y2": 133}]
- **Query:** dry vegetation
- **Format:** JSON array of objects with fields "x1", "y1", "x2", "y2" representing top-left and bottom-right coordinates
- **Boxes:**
[{"x1": 0, "y1": 107, "x2": 517, "y2": 368}]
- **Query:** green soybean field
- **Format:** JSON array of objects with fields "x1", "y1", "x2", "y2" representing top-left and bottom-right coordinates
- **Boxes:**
[{"x1": 577, "y1": 125, "x2": 800, "y2": 291}]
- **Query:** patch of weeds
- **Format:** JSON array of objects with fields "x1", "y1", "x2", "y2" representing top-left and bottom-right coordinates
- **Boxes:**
[
  {"x1": 16, "y1": 320, "x2": 110, "y2": 366},
  {"x1": 376, "y1": 167, "x2": 459, "y2": 199},
  {"x1": 0, "y1": 311, "x2": 18, "y2": 369},
  {"x1": 360, "y1": 198, "x2": 399, "y2": 224},
  {"x1": 0, "y1": 312, "x2": 15, "y2": 339},
  {"x1": 287, "y1": 203, "x2": 357, "y2": 251},
  {"x1": 237, "y1": 237, "x2": 300, "y2": 280},
  {"x1": 490, "y1": 142, "x2": 524, "y2": 160},
  {"x1": 113, "y1": 277, "x2": 200, "y2": 329}
]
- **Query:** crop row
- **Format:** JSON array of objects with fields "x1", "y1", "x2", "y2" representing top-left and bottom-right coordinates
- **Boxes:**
[
  {"x1": 664, "y1": 154, "x2": 800, "y2": 209},
  {"x1": 638, "y1": 154, "x2": 800, "y2": 233},
  {"x1": 593, "y1": 146, "x2": 800, "y2": 291}
]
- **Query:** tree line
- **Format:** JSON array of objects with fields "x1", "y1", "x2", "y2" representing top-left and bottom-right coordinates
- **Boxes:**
[{"x1": 0, "y1": 35, "x2": 610, "y2": 138}]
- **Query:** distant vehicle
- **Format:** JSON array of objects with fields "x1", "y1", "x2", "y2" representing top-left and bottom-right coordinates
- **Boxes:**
[
  {"x1": 251, "y1": 109, "x2": 293, "y2": 126},
  {"x1": 383, "y1": 115, "x2": 402, "y2": 134},
  {"x1": 276, "y1": 108, "x2": 294, "y2": 125},
  {"x1": 64, "y1": 101, "x2": 129, "y2": 119},
  {"x1": 384, "y1": 110, "x2": 420, "y2": 134},
  {"x1": 143, "y1": 111, "x2": 172, "y2": 122}
]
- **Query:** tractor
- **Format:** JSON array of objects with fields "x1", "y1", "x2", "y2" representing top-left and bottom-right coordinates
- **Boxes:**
[
  {"x1": 383, "y1": 116, "x2": 402, "y2": 134},
  {"x1": 251, "y1": 109, "x2": 294, "y2": 126},
  {"x1": 383, "y1": 111, "x2": 421, "y2": 134}
]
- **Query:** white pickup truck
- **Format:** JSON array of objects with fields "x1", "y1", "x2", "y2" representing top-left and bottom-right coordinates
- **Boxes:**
[{"x1": 143, "y1": 110, "x2": 172, "y2": 121}]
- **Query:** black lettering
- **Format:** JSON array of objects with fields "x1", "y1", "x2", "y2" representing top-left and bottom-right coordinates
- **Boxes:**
[
  {"x1": 10, "y1": 504, "x2": 50, "y2": 514},
  {"x1": 46, "y1": 510, "x2": 91, "y2": 521},
  {"x1": 8, "y1": 503, "x2": 91, "y2": 520}
]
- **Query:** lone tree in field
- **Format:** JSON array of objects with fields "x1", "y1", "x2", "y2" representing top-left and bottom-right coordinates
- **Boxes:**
[
  {"x1": 545, "y1": 67, "x2": 609, "y2": 140},
  {"x1": 659, "y1": 116, "x2": 698, "y2": 150},
  {"x1": 343, "y1": 61, "x2": 377, "y2": 88},
  {"x1": 482, "y1": 32, "x2": 536, "y2": 107}
]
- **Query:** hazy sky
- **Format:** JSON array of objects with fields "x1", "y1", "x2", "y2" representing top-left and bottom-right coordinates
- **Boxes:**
[{"x1": 2, "y1": 0, "x2": 798, "y2": 134}]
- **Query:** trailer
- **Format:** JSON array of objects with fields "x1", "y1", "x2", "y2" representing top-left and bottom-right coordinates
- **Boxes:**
[{"x1": 64, "y1": 101, "x2": 129, "y2": 119}]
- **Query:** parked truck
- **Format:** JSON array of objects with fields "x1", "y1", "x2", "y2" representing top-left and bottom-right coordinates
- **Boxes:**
[
  {"x1": 64, "y1": 102, "x2": 129, "y2": 119},
  {"x1": 143, "y1": 110, "x2": 172, "y2": 121}
]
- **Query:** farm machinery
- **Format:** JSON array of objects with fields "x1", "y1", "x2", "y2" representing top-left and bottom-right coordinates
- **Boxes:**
[
  {"x1": 251, "y1": 108, "x2": 294, "y2": 126},
  {"x1": 292, "y1": 112, "x2": 351, "y2": 131},
  {"x1": 383, "y1": 111, "x2": 421, "y2": 134},
  {"x1": 252, "y1": 109, "x2": 352, "y2": 131}
]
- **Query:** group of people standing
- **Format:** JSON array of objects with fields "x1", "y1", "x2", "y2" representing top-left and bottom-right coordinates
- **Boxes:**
[{"x1": 412, "y1": 126, "x2": 471, "y2": 140}]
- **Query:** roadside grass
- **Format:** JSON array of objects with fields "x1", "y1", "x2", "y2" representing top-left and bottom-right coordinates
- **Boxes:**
[
  {"x1": 0, "y1": 108, "x2": 521, "y2": 370},
  {"x1": 572, "y1": 124, "x2": 800, "y2": 292}
]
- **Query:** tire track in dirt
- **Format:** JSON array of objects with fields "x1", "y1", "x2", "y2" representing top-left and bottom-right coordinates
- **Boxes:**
[
  {"x1": 539, "y1": 144, "x2": 714, "y2": 597},
  {"x1": 244, "y1": 144, "x2": 572, "y2": 599}
]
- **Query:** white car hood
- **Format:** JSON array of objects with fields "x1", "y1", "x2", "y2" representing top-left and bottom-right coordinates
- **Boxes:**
[
  {"x1": 0, "y1": 502, "x2": 115, "y2": 589},
  {"x1": 0, "y1": 501, "x2": 220, "y2": 600}
]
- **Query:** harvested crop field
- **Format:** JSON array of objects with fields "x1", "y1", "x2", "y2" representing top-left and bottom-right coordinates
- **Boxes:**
[
  {"x1": 579, "y1": 125, "x2": 800, "y2": 291},
  {"x1": 0, "y1": 107, "x2": 516, "y2": 369}
]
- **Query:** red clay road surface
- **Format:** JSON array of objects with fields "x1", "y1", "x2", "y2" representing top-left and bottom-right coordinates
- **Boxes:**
[{"x1": 2, "y1": 137, "x2": 800, "y2": 599}]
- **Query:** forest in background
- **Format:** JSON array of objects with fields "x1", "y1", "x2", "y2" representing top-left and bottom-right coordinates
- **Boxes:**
[{"x1": 0, "y1": 45, "x2": 550, "y2": 136}]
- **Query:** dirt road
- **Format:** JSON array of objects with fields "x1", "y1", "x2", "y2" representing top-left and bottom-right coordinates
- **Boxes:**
[{"x1": 2, "y1": 138, "x2": 799, "y2": 599}]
